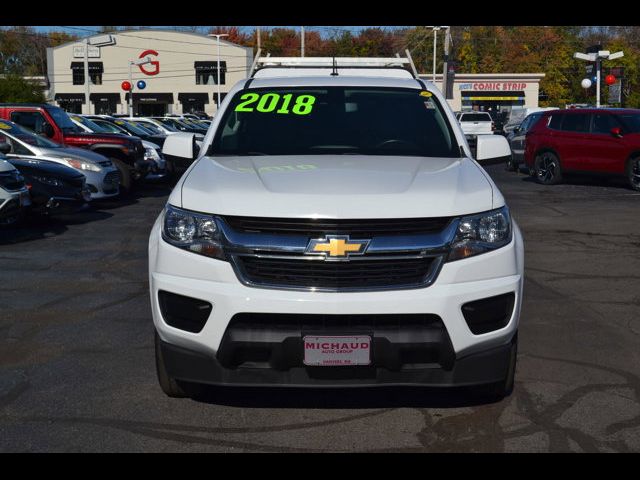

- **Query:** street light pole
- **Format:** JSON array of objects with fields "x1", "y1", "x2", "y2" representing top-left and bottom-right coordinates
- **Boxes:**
[
  {"x1": 208, "y1": 33, "x2": 229, "y2": 113},
  {"x1": 128, "y1": 56, "x2": 153, "y2": 117},
  {"x1": 574, "y1": 49, "x2": 624, "y2": 108},
  {"x1": 81, "y1": 34, "x2": 116, "y2": 115},
  {"x1": 84, "y1": 38, "x2": 90, "y2": 114},
  {"x1": 301, "y1": 26, "x2": 305, "y2": 57},
  {"x1": 432, "y1": 27, "x2": 439, "y2": 81},
  {"x1": 426, "y1": 26, "x2": 442, "y2": 82}
]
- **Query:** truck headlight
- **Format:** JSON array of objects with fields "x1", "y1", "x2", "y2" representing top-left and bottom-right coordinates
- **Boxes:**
[
  {"x1": 448, "y1": 206, "x2": 512, "y2": 261},
  {"x1": 162, "y1": 204, "x2": 224, "y2": 260}
]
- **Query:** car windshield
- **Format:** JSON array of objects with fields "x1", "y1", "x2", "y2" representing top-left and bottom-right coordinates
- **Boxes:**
[
  {"x1": 45, "y1": 106, "x2": 83, "y2": 134},
  {"x1": 0, "y1": 120, "x2": 62, "y2": 148},
  {"x1": 91, "y1": 120, "x2": 125, "y2": 134},
  {"x1": 69, "y1": 115, "x2": 111, "y2": 133},
  {"x1": 616, "y1": 113, "x2": 640, "y2": 133},
  {"x1": 210, "y1": 87, "x2": 458, "y2": 157},
  {"x1": 112, "y1": 119, "x2": 151, "y2": 136},
  {"x1": 133, "y1": 121, "x2": 165, "y2": 135}
]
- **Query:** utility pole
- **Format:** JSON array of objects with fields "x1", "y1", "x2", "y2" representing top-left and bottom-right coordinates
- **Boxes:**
[
  {"x1": 301, "y1": 26, "x2": 305, "y2": 57},
  {"x1": 442, "y1": 26, "x2": 451, "y2": 97},
  {"x1": 256, "y1": 26, "x2": 261, "y2": 51}
]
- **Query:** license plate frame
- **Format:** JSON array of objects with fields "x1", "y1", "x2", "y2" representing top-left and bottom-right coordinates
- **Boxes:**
[{"x1": 303, "y1": 335, "x2": 372, "y2": 367}]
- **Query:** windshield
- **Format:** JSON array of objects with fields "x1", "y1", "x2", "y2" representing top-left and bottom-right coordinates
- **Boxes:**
[
  {"x1": 210, "y1": 87, "x2": 458, "y2": 157},
  {"x1": 132, "y1": 121, "x2": 165, "y2": 135},
  {"x1": 0, "y1": 119, "x2": 62, "y2": 148},
  {"x1": 69, "y1": 115, "x2": 111, "y2": 133},
  {"x1": 112, "y1": 119, "x2": 152, "y2": 136},
  {"x1": 91, "y1": 120, "x2": 125, "y2": 134},
  {"x1": 46, "y1": 106, "x2": 83, "y2": 134},
  {"x1": 616, "y1": 113, "x2": 640, "y2": 133}
]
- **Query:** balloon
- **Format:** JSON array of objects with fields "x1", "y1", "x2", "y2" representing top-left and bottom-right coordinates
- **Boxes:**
[
  {"x1": 581, "y1": 78, "x2": 592, "y2": 89},
  {"x1": 137, "y1": 80, "x2": 146, "y2": 90},
  {"x1": 121, "y1": 81, "x2": 132, "y2": 91},
  {"x1": 605, "y1": 74, "x2": 616, "y2": 86}
]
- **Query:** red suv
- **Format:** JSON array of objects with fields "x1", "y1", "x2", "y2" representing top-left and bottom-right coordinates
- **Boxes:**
[{"x1": 524, "y1": 108, "x2": 640, "y2": 191}]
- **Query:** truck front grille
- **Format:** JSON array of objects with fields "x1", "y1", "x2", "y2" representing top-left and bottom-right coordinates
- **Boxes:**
[
  {"x1": 223, "y1": 215, "x2": 452, "y2": 238},
  {"x1": 235, "y1": 255, "x2": 437, "y2": 291}
]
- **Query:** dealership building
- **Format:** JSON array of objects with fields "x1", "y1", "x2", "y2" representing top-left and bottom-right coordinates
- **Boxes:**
[
  {"x1": 421, "y1": 73, "x2": 546, "y2": 114},
  {"x1": 46, "y1": 30, "x2": 253, "y2": 116}
]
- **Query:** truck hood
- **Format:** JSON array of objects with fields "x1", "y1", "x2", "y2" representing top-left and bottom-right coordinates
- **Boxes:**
[{"x1": 177, "y1": 155, "x2": 497, "y2": 218}]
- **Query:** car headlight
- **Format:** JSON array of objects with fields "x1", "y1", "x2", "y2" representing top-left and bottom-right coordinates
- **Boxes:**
[
  {"x1": 144, "y1": 147, "x2": 160, "y2": 161},
  {"x1": 162, "y1": 204, "x2": 224, "y2": 260},
  {"x1": 32, "y1": 175, "x2": 64, "y2": 187},
  {"x1": 59, "y1": 158, "x2": 101, "y2": 173},
  {"x1": 448, "y1": 206, "x2": 512, "y2": 261}
]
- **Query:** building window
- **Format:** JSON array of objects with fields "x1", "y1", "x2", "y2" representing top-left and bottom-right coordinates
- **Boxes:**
[
  {"x1": 73, "y1": 69, "x2": 84, "y2": 85},
  {"x1": 195, "y1": 61, "x2": 226, "y2": 85},
  {"x1": 70, "y1": 62, "x2": 104, "y2": 85}
]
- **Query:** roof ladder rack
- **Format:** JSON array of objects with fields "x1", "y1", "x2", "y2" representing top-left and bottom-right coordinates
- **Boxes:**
[{"x1": 249, "y1": 53, "x2": 418, "y2": 79}]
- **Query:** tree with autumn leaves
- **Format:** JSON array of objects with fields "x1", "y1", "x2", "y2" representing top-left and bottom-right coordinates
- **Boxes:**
[{"x1": 2, "y1": 26, "x2": 640, "y2": 107}]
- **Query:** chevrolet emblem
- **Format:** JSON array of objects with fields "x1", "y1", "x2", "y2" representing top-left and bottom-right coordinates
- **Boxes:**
[{"x1": 306, "y1": 235, "x2": 370, "y2": 261}]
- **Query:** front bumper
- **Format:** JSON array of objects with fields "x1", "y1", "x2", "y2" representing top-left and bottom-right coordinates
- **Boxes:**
[
  {"x1": 159, "y1": 336, "x2": 514, "y2": 387},
  {"x1": 85, "y1": 167, "x2": 120, "y2": 199},
  {"x1": 149, "y1": 216, "x2": 524, "y2": 387}
]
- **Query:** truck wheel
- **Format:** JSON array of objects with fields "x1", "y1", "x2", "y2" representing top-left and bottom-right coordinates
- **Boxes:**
[
  {"x1": 533, "y1": 151, "x2": 563, "y2": 185},
  {"x1": 626, "y1": 157, "x2": 640, "y2": 192},
  {"x1": 110, "y1": 158, "x2": 133, "y2": 194},
  {"x1": 155, "y1": 332, "x2": 204, "y2": 399}
]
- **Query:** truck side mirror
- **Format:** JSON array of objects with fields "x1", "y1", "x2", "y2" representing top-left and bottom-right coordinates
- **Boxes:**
[
  {"x1": 0, "y1": 142, "x2": 11, "y2": 156},
  {"x1": 475, "y1": 135, "x2": 512, "y2": 164},
  {"x1": 162, "y1": 132, "x2": 197, "y2": 160},
  {"x1": 610, "y1": 127, "x2": 623, "y2": 138}
]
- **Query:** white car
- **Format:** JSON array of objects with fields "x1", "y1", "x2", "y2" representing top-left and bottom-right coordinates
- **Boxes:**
[
  {"x1": 150, "y1": 57, "x2": 524, "y2": 399},
  {"x1": 458, "y1": 112, "x2": 495, "y2": 136},
  {"x1": 0, "y1": 156, "x2": 30, "y2": 224}
]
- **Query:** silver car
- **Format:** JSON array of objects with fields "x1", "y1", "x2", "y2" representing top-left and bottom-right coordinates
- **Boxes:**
[
  {"x1": 0, "y1": 158, "x2": 30, "y2": 225},
  {"x1": 0, "y1": 120, "x2": 120, "y2": 200}
]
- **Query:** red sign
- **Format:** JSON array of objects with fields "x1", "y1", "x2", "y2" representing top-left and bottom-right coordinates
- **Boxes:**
[
  {"x1": 138, "y1": 50, "x2": 159, "y2": 76},
  {"x1": 472, "y1": 82, "x2": 527, "y2": 91}
]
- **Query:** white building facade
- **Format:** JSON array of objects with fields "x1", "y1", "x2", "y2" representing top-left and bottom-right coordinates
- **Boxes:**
[{"x1": 46, "y1": 30, "x2": 253, "y2": 116}]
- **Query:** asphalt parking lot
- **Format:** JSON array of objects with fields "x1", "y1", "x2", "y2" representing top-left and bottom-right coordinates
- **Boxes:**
[{"x1": 1, "y1": 165, "x2": 639, "y2": 452}]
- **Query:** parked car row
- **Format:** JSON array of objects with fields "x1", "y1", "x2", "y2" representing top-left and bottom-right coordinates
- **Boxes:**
[
  {"x1": 0, "y1": 104, "x2": 202, "y2": 226},
  {"x1": 504, "y1": 107, "x2": 640, "y2": 191}
]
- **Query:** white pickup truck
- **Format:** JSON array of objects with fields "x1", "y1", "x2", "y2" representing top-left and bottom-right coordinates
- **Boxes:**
[
  {"x1": 152, "y1": 56, "x2": 523, "y2": 400},
  {"x1": 457, "y1": 112, "x2": 495, "y2": 136}
]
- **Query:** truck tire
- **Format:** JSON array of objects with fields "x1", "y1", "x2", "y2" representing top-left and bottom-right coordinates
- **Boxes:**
[
  {"x1": 110, "y1": 158, "x2": 133, "y2": 194},
  {"x1": 155, "y1": 332, "x2": 204, "y2": 399}
]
